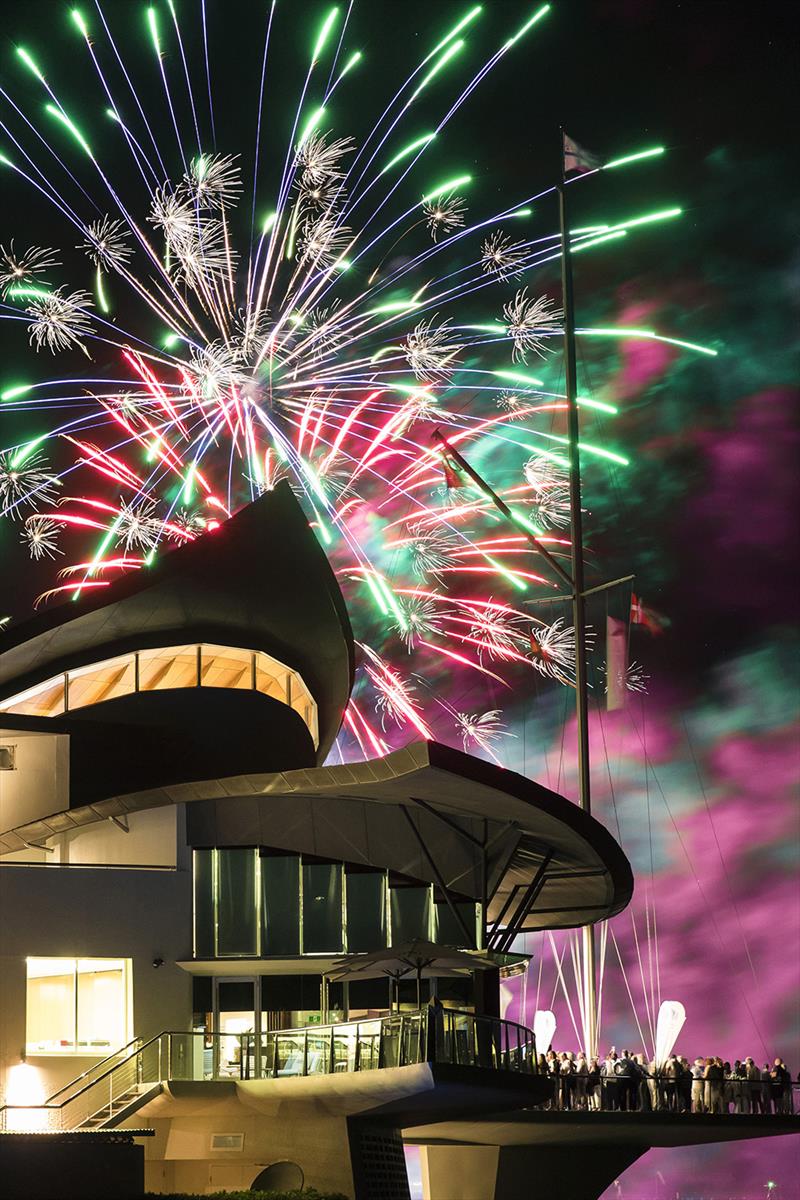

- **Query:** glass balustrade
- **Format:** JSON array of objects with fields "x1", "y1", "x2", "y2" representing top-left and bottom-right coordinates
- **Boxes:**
[{"x1": 0, "y1": 1010, "x2": 538, "y2": 1130}]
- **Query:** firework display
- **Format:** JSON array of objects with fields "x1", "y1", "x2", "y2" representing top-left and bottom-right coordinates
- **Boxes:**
[{"x1": 0, "y1": 2, "x2": 712, "y2": 760}]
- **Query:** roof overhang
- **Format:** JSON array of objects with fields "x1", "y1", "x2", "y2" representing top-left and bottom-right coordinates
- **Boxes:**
[
  {"x1": 0, "y1": 739, "x2": 633, "y2": 933},
  {"x1": 0, "y1": 484, "x2": 354, "y2": 761}
]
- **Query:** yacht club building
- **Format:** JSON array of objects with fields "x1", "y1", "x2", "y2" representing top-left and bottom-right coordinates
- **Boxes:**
[{"x1": 0, "y1": 484, "x2": 638, "y2": 1198}]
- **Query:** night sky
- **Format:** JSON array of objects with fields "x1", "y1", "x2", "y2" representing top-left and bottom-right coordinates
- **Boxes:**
[{"x1": 1, "y1": 3, "x2": 798, "y2": 1196}]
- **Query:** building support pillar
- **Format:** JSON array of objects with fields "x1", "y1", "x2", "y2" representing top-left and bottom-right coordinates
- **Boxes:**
[{"x1": 419, "y1": 1143, "x2": 645, "y2": 1200}]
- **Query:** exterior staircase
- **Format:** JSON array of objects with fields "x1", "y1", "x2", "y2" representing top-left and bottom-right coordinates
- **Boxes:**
[{"x1": 78, "y1": 1082, "x2": 163, "y2": 1130}]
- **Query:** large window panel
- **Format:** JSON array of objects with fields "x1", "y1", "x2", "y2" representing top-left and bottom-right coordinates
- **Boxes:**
[
  {"x1": 433, "y1": 900, "x2": 477, "y2": 949},
  {"x1": 67, "y1": 656, "x2": 135, "y2": 709},
  {"x1": 0, "y1": 643, "x2": 318, "y2": 745},
  {"x1": 0, "y1": 676, "x2": 65, "y2": 717},
  {"x1": 139, "y1": 645, "x2": 198, "y2": 691},
  {"x1": 390, "y1": 885, "x2": 432, "y2": 945},
  {"x1": 302, "y1": 862, "x2": 343, "y2": 953},
  {"x1": 261, "y1": 855, "x2": 301, "y2": 955},
  {"x1": 217, "y1": 848, "x2": 258, "y2": 956},
  {"x1": 26, "y1": 959, "x2": 76, "y2": 1053},
  {"x1": 200, "y1": 645, "x2": 252, "y2": 690},
  {"x1": 255, "y1": 653, "x2": 289, "y2": 703},
  {"x1": 193, "y1": 848, "x2": 215, "y2": 958},
  {"x1": 26, "y1": 958, "x2": 130, "y2": 1056},
  {"x1": 346, "y1": 872, "x2": 387, "y2": 952},
  {"x1": 76, "y1": 959, "x2": 127, "y2": 1051}
]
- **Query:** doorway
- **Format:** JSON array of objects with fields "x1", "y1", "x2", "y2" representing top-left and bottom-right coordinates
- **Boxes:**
[{"x1": 212, "y1": 976, "x2": 261, "y2": 1078}]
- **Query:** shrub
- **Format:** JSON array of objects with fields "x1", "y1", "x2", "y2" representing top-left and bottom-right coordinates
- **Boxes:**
[{"x1": 144, "y1": 1191, "x2": 348, "y2": 1200}]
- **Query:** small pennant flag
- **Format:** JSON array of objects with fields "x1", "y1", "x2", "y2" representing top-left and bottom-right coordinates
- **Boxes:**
[
  {"x1": 630, "y1": 593, "x2": 669, "y2": 635},
  {"x1": 442, "y1": 460, "x2": 465, "y2": 489},
  {"x1": 563, "y1": 133, "x2": 603, "y2": 176}
]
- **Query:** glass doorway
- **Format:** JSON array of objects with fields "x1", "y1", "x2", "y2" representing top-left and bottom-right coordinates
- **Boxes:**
[{"x1": 212, "y1": 976, "x2": 261, "y2": 1078}]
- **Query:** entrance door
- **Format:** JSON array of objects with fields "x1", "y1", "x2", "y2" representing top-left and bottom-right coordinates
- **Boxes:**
[{"x1": 212, "y1": 976, "x2": 261, "y2": 1078}]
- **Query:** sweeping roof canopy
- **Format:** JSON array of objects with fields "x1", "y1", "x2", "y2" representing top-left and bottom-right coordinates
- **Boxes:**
[{"x1": 0, "y1": 483, "x2": 354, "y2": 761}]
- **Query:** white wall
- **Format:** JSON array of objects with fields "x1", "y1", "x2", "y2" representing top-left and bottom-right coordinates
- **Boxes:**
[
  {"x1": 0, "y1": 857, "x2": 193, "y2": 1102},
  {"x1": 0, "y1": 729, "x2": 69, "y2": 831}
]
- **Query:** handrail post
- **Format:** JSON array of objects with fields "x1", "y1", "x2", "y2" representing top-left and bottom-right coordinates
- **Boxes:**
[
  {"x1": 329, "y1": 1027, "x2": 335, "y2": 1074},
  {"x1": 425, "y1": 1007, "x2": 435, "y2": 1063},
  {"x1": 303, "y1": 1030, "x2": 308, "y2": 1076}
]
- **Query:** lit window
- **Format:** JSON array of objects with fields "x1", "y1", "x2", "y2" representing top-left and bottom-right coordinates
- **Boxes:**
[
  {"x1": 139, "y1": 645, "x2": 198, "y2": 691},
  {"x1": 0, "y1": 644, "x2": 318, "y2": 745},
  {"x1": 200, "y1": 645, "x2": 252, "y2": 690},
  {"x1": 67, "y1": 655, "x2": 135, "y2": 709},
  {"x1": 26, "y1": 957, "x2": 131, "y2": 1056},
  {"x1": 0, "y1": 676, "x2": 65, "y2": 717}
]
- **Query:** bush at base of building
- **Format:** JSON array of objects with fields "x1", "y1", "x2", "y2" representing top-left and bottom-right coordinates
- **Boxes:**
[{"x1": 144, "y1": 1191, "x2": 348, "y2": 1200}]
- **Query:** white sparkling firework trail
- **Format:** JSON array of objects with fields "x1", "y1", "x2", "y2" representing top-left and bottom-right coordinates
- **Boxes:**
[
  {"x1": 467, "y1": 601, "x2": 527, "y2": 662},
  {"x1": 528, "y1": 618, "x2": 577, "y2": 684},
  {"x1": 454, "y1": 709, "x2": 511, "y2": 757},
  {"x1": 0, "y1": 243, "x2": 61, "y2": 297},
  {"x1": 404, "y1": 523, "x2": 461, "y2": 581},
  {"x1": 0, "y1": 450, "x2": 61, "y2": 514},
  {"x1": 22, "y1": 515, "x2": 64, "y2": 560},
  {"x1": 185, "y1": 153, "x2": 243, "y2": 209},
  {"x1": 423, "y1": 193, "x2": 467, "y2": 241},
  {"x1": 503, "y1": 288, "x2": 563, "y2": 362},
  {"x1": 481, "y1": 230, "x2": 527, "y2": 279},
  {"x1": 524, "y1": 454, "x2": 571, "y2": 530},
  {"x1": 26, "y1": 287, "x2": 94, "y2": 354},
  {"x1": 114, "y1": 497, "x2": 162, "y2": 552},
  {"x1": 393, "y1": 595, "x2": 443, "y2": 651},
  {"x1": 77, "y1": 217, "x2": 133, "y2": 270},
  {"x1": 296, "y1": 131, "x2": 355, "y2": 186},
  {"x1": 404, "y1": 316, "x2": 463, "y2": 382}
]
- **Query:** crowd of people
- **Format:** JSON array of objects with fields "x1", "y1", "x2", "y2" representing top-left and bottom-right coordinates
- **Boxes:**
[{"x1": 539, "y1": 1049, "x2": 795, "y2": 1114}]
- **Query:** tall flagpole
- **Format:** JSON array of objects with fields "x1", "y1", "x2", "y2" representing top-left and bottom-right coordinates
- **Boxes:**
[{"x1": 558, "y1": 129, "x2": 597, "y2": 1059}]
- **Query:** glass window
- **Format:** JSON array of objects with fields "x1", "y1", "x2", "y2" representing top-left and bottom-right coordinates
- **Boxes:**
[
  {"x1": 346, "y1": 872, "x2": 387, "y2": 952},
  {"x1": 302, "y1": 862, "x2": 343, "y2": 953},
  {"x1": 200, "y1": 645, "x2": 252, "y2": 690},
  {"x1": 261, "y1": 855, "x2": 301, "y2": 955},
  {"x1": 26, "y1": 958, "x2": 130, "y2": 1056},
  {"x1": 76, "y1": 959, "x2": 128, "y2": 1051},
  {"x1": 139, "y1": 645, "x2": 198, "y2": 691},
  {"x1": 433, "y1": 900, "x2": 477, "y2": 948},
  {"x1": 0, "y1": 676, "x2": 65, "y2": 717},
  {"x1": 193, "y1": 849, "x2": 215, "y2": 958},
  {"x1": 255, "y1": 652, "x2": 289, "y2": 703},
  {"x1": 390, "y1": 886, "x2": 432, "y2": 944},
  {"x1": 217, "y1": 848, "x2": 257, "y2": 956},
  {"x1": 67, "y1": 655, "x2": 135, "y2": 709}
]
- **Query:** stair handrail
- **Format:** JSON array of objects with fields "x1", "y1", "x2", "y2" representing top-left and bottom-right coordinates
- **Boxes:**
[
  {"x1": 42, "y1": 1036, "x2": 144, "y2": 1105},
  {"x1": 0, "y1": 1031, "x2": 165, "y2": 1130}
]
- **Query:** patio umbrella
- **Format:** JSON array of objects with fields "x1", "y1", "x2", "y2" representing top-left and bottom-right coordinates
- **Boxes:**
[{"x1": 328, "y1": 939, "x2": 496, "y2": 1009}]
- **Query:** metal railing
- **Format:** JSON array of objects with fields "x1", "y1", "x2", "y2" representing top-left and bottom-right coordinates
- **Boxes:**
[{"x1": 0, "y1": 1009, "x2": 537, "y2": 1131}]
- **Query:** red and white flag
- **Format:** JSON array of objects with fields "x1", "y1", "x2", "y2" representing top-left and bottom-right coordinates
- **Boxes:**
[{"x1": 563, "y1": 133, "x2": 603, "y2": 176}]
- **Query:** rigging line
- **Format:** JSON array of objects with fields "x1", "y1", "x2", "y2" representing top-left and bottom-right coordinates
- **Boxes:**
[
  {"x1": 596, "y1": 920, "x2": 608, "y2": 1041},
  {"x1": 641, "y1": 691, "x2": 661, "y2": 1033},
  {"x1": 534, "y1": 931, "x2": 545, "y2": 1024},
  {"x1": 610, "y1": 925, "x2": 651, "y2": 1058},
  {"x1": 548, "y1": 932, "x2": 568, "y2": 1010},
  {"x1": 624, "y1": 703, "x2": 771, "y2": 1061},
  {"x1": 645, "y1": 899, "x2": 656, "y2": 1044},
  {"x1": 679, "y1": 710, "x2": 760, "y2": 989},
  {"x1": 629, "y1": 905, "x2": 656, "y2": 1050},
  {"x1": 547, "y1": 930, "x2": 582, "y2": 1049},
  {"x1": 569, "y1": 931, "x2": 587, "y2": 1048},
  {"x1": 597, "y1": 705, "x2": 624, "y2": 842}
]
